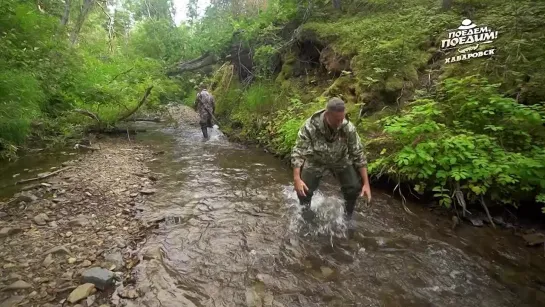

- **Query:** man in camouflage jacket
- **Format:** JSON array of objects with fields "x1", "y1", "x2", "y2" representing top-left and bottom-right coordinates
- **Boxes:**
[
  {"x1": 291, "y1": 97, "x2": 372, "y2": 221},
  {"x1": 194, "y1": 84, "x2": 216, "y2": 139}
]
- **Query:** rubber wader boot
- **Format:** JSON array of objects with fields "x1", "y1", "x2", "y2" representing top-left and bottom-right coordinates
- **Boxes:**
[
  {"x1": 300, "y1": 201, "x2": 316, "y2": 223},
  {"x1": 201, "y1": 126, "x2": 209, "y2": 139},
  {"x1": 344, "y1": 199, "x2": 357, "y2": 230}
]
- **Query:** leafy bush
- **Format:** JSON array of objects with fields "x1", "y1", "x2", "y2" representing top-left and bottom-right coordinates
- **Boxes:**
[
  {"x1": 0, "y1": 70, "x2": 44, "y2": 146},
  {"x1": 253, "y1": 45, "x2": 278, "y2": 79},
  {"x1": 369, "y1": 76, "x2": 545, "y2": 208}
]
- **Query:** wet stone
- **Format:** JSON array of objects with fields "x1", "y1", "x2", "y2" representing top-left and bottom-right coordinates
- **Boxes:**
[
  {"x1": 118, "y1": 288, "x2": 139, "y2": 299},
  {"x1": 67, "y1": 283, "x2": 96, "y2": 303},
  {"x1": 0, "y1": 227, "x2": 22, "y2": 238},
  {"x1": 320, "y1": 266, "x2": 335, "y2": 278},
  {"x1": 4, "y1": 280, "x2": 32, "y2": 291},
  {"x1": 62, "y1": 271, "x2": 74, "y2": 280},
  {"x1": 9, "y1": 273, "x2": 23, "y2": 280},
  {"x1": 43, "y1": 245, "x2": 71, "y2": 256},
  {"x1": 114, "y1": 238, "x2": 126, "y2": 248},
  {"x1": 86, "y1": 294, "x2": 96, "y2": 306},
  {"x1": 81, "y1": 267, "x2": 116, "y2": 290},
  {"x1": 522, "y1": 233, "x2": 545, "y2": 246},
  {"x1": 33, "y1": 213, "x2": 50, "y2": 226},
  {"x1": 142, "y1": 247, "x2": 162, "y2": 260},
  {"x1": 468, "y1": 217, "x2": 484, "y2": 227},
  {"x1": 0, "y1": 296, "x2": 25, "y2": 307},
  {"x1": 15, "y1": 191, "x2": 38, "y2": 203},
  {"x1": 69, "y1": 216, "x2": 90, "y2": 227},
  {"x1": 43, "y1": 254, "x2": 54, "y2": 267},
  {"x1": 139, "y1": 188, "x2": 157, "y2": 195}
]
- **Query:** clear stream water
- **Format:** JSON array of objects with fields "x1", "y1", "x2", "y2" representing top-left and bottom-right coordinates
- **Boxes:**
[{"x1": 2, "y1": 121, "x2": 545, "y2": 306}]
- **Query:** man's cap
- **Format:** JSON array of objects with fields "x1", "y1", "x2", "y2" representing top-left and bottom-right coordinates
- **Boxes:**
[{"x1": 326, "y1": 97, "x2": 345, "y2": 112}]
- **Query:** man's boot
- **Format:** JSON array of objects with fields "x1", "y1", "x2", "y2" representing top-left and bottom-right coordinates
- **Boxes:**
[
  {"x1": 201, "y1": 126, "x2": 208, "y2": 139},
  {"x1": 344, "y1": 199, "x2": 357, "y2": 229},
  {"x1": 299, "y1": 200, "x2": 315, "y2": 222}
]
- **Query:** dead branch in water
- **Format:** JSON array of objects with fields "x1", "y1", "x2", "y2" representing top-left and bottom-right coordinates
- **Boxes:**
[
  {"x1": 394, "y1": 180, "x2": 416, "y2": 216},
  {"x1": 16, "y1": 167, "x2": 72, "y2": 185},
  {"x1": 480, "y1": 196, "x2": 496, "y2": 229},
  {"x1": 73, "y1": 144, "x2": 100, "y2": 151}
]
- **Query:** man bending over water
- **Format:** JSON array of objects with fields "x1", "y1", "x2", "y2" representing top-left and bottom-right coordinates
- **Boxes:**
[{"x1": 291, "y1": 97, "x2": 372, "y2": 224}]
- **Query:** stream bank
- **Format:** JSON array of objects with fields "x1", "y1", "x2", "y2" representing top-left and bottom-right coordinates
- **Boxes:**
[{"x1": 0, "y1": 138, "x2": 161, "y2": 306}]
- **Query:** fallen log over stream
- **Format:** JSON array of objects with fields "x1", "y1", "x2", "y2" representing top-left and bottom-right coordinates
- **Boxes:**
[
  {"x1": 122, "y1": 117, "x2": 162, "y2": 123},
  {"x1": 86, "y1": 127, "x2": 147, "y2": 134},
  {"x1": 166, "y1": 53, "x2": 219, "y2": 76},
  {"x1": 73, "y1": 86, "x2": 153, "y2": 135}
]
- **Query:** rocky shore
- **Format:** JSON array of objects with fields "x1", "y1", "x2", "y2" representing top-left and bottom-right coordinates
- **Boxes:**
[{"x1": 0, "y1": 138, "x2": 161, "y2": 306}]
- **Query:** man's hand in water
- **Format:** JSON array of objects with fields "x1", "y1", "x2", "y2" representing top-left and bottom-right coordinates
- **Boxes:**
[
  {"x1": 361, "y1": 182, "x2": 372, "y2": 203},
  {"x1": 294, "y1": 178, "x2": 309, "y2": 197},
  {"x1": 358, "y1": 167, "x2": 372, "y2": 203}
]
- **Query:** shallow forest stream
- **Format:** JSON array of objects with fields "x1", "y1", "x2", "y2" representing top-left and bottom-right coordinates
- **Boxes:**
[
  {"x1": 1, "y1": 117, "x2": 545, "y2": 307},
  {"x1": 114, "y1": 120, "x2": 545, "y2": 307}
]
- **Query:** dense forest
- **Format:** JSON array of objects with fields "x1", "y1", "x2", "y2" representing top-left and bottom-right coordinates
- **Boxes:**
[{"x1": 2, "y1": 0, "x2": 544, "y2": 214}]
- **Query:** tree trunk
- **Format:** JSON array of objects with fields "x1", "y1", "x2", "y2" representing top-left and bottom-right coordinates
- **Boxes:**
[
  {"x1": 332, "y1": 0, "x2": 341, "y2": 10},
  {"x1": 61, "y1": 0, "x2": 71, "y2": 26},
  {"x1": 166, "y1": 53, "x2": 219, "y2": 76},
  {"x1": 70, "y1": 0, "x2": 95, "y2": 45},
  {"x1": 442, "y1": 0, "x2": 453, "y2": 10}
]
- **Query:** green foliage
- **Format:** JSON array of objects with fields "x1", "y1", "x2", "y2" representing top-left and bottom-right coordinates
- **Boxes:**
[
  {"x1": 129, "y1": 20, "x2": 197, "y2": 63},
  {"x1": 254, "y1": 45, "x2": 278, "y2": 79},
  {"x1": 0, "y1": 70, "x2": 44, "y2": 145},
  {"x1": 369, "y1": 76, "x2": 545, "y2": 209},
  {"x1": 269, "y1": 97, "x2": 308, "y2": 154},
  {"x1": 0, "y1": 0, "x2": 182, "y2": 157},
  {"x1": 183, "y1": 89, "x2": 197, "y2": 107},
  {"x1": 304, "y1": 3, "x2": 453, "y2": 97}
]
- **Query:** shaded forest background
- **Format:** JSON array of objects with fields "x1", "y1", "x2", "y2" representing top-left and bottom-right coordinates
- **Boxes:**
[{"x1": 1, "y1": 0, "x2": 544, "y2": 214}]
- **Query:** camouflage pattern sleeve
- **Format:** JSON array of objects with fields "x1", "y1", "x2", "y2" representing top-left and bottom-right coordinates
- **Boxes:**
[
  {"x1": 291, "y1": 122, "x2": 312, "y2": 168},
  {"x1": 346, "y1": 123, "x2": 367, "y2": 168}
]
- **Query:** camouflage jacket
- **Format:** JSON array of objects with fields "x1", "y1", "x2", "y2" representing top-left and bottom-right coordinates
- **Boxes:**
[
  {"x1": 195, "y1": 90, "x2": 215, "y2": 115},
  {"x1": 291, "y1": 109, "x2": 367, "y2": 169}
]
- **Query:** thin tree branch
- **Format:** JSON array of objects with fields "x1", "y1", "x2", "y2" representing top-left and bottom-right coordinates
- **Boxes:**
[
  {"x1": 74, "y1": 109, "x2": 101, "y2": 122},
  {"x1": 116, "y1": 86, "x2": 154, "y2": 122}
]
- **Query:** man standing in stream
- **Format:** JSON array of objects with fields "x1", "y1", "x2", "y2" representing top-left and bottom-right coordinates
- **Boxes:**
[
  {"x1": 194, "y1": 83, "x2": 216, "y2": 139},
  {"x1": 291, "y1": 97, "x2": 372, "y2": 226}
]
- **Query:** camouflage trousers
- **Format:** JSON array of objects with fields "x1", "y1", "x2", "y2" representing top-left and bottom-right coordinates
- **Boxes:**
[
  {"x1": 298, "y1": 161, "x2": 362, "y2": 216},
  {"x1": 198, "y1": 108, "x2": 213, "y2": 128}
]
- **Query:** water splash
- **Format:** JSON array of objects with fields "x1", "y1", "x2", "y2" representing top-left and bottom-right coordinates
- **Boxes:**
[{"x1": 283, "y1": 186, "x2": 348, "y2": 238}]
